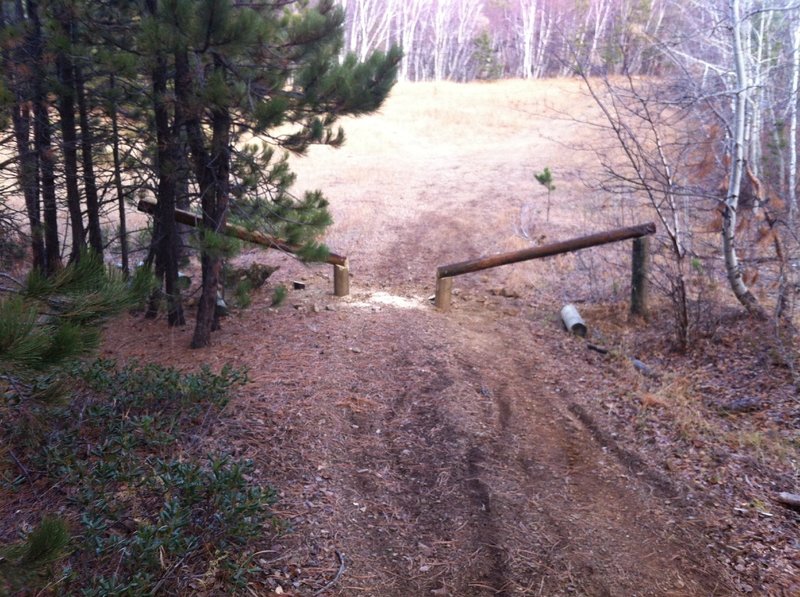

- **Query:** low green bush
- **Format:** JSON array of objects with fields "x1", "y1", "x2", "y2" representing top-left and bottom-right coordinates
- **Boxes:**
[{"x1": 1, "y1": 360, "x2": 275, "y2": 596}]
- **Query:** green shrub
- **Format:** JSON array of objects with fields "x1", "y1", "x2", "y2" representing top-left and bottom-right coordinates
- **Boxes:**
[{"x1": 271, "y1": 284, "x2": 288, "y2": 306}]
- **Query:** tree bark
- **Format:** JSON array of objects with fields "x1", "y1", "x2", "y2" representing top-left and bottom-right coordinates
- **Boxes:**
[
  {"x1": 109, "y1": 74, "x2": 129, "y2": 276},
  {"x1": 12, "y1": 104, "x2": 44, "y2": 270},
  {"x1": 54, "y1": 12, "x2": 86, "y2": 263},
  {"x1": 174, "y1": 47, "x2": 231, "y2": 348},
  {"x1": 28, "y1": 0, "x2": 61, "y2": 274},
  {"x1": 191, "y1": 59, "x2": 232, "y2": 349},
  {"x1": 789, "y1": 20, "x2": 800, "y2": 223},
  {"x1": 2, "y1": 2, "x2": 45, "y2": 270},
  {"x1": 723, "y1": 0, "x2": 766, "y2": 319},
  {"x1": 145, "y1": 0, "x2": 184, "y2": 326},
  {"x1": 75, "y1": 60, "x2": 103, "y2": 257}
]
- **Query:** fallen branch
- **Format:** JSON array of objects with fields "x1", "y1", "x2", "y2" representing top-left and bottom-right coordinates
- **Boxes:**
[
  {"x1": 776, "y1": 492, "x2": 800, "y2": 510},
  {"x1": 313, "y1": 550, "x2": 345, "y2": 596},
  {"x1": 0, "y1": 272, "x2": 23, "y2": 287},
  {"x1": 7, "y1": 448, "x2": 38, "y2": 498},
  {"x1": 150, "y1": 552, "x2": 191, "y2": 596},
  {"x1": 587, "y1": 343, "x2": 609, "y2": 355}
]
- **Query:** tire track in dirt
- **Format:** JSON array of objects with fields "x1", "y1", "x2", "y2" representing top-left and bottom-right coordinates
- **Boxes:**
[
  {"x1": 280, "y1": 299, "x2": 732, "y2": 596},
  {"x1": 302, "y1": 191, "x2": 734, "y2": 595},
  {"x1": 329, "y1": 337, "x2": 517, "y2": 596},
  {"x1": 432, "y1": 313, "x2": 731, "y2": 596}
]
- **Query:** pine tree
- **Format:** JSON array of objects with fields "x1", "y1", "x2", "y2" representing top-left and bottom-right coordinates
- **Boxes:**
[
  {"x1": 534, "y1": 167, "x2": 556, "y2": 223},
  {"x1": 26, "y1": 0, "x2": 61, "y2": 273},
  {"x1": 0, "y1": 2, "x2": 46, "y2": 271},
  {"x1": 0, "y1": 252, "x2": 153, "y2": 404},
  {"x1": 0, "y1": 0, "x2": 400, "y2": 347},
  {"x1": 0, "y1": 0, "x2": 117, "y2": 272},
  {"x1": 155, "y1": 0, "x2": 400, "y2": 348}
]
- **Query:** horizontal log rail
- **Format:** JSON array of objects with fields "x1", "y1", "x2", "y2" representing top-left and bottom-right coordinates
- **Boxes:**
[
  {"x1": 437, "y1": 222, "x2": 655, "y2": 279},
  {"x1": 137, "y1": 197, "x2": 350, "y2": 296},
  {"x1": 435, "y1": 222, "x2": 656, "y2": 310},
  {"x1": 137, "y1": 197, "x2": 346, "y2": 266}
]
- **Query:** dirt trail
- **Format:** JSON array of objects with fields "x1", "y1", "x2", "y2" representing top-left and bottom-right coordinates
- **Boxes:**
[
  {"x1": 106, "y1": 278, "x2": 732, "y2": 595},
  {"x1": 103, "y1": 80, "x2": 735, "y2": 595},
  {"x1": 164, "y1": 282, "x2": 728, "y2": 596}
]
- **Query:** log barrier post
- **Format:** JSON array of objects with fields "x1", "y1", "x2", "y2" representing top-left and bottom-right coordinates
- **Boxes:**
[
  {"x1": 630, "y1": 236, "x2": 650, "y2": 319},
  {"x1": 137, "y1": 198, "x2": 350, "y2": 297},
  {"x1": 334, "y1": 261, "x2": 350, "y2": 297},
  {"x1": 435, "y1": 276, "x2": 453, "y2": 311}
]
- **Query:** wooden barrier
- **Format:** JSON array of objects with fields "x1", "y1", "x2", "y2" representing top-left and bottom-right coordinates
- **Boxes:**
[
  {"x1": 435, "y1": 222, "x2": 656, "y2": 311},
  {"x1": 137, "y1": 198, "x2": 350, "y2": 296},
  {"x1": 630, "y1": 236, "x2": 650, "y2": 319}
]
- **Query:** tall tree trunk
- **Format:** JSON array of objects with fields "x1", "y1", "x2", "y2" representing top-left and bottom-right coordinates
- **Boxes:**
[
  {"x1": 108, "y1": 74, "x2": 129, "y2": 276},
  {"x1": 12, "y1": 105, "x2": 45, "y2": 270},
  {"x1": 75, "y1": 61, "x2": 103, "y2": 257},
  {"x1": 149, "y1": 55, "x2": 185, "y2": 326},
  {"x1": 28, "y1": 0, "x2": 61, "y2": 274},
  {"x1": 520, "y1": 0, "x2": 538, "y2": 78},
  {"x1": 191, "y1": 105, "x2": 231, "y2": 349},
  {"x1": 789, "y1": 19, "x2": 800, "y2": 224},
  {"x1": 53, "y1": 8, "x2": 85, "y2": 263},
  {"x1": 2, "y1": 2, "x2": 45, "y2": 270},
  {"x1": 143, "y1": 0, "x2": 184, "y2": 326},
  {"x1": 178, "y1": 50, "x2": 231, "y2": 349},
  {"x1": 724, "y1": 0, "x2": 766, "y2": 318}
]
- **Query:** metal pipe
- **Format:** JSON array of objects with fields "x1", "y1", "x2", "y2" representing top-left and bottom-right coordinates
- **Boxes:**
[{"x1": 561, "y1": 304, "x2": 587, "y2": 337}]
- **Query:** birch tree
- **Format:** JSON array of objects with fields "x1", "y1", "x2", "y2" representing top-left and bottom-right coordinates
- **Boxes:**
[
  {"x1": 652, "y1": 0, "x2": 795, "y2": 317},
  {"x1": 723, "y1": 0, "x2": 766, "y2": 317},
  {"x1": 393, "y1": 0, "x2": 427, "y2": 80},
  {"x1": 788, "y1": 18, "x2": 800, "y2": 222},
  {"x1": 578, "y1": 71, "x2": 695, "y2": 348},
  {"x1": 340, "y1": 0, "x2": 397, "y2": 61},
  {"x1": 517, "y1": 0, "x2": 557, "y2": 78},
  {"x1": 519, "y1": 0, "x2": 539, "y2": 78},
  {"x1": 431, "y1": 0, "x2": 453, "y2": 80}
]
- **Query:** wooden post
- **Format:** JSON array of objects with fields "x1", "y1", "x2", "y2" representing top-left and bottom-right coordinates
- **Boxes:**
[
  {"x1": 435, "y1": 276, "x2": 453, "y2": 310},
  {"x1": 631, "y1": 236, "x2": 650, "y2": 318},
  {"x1": 334, "y1": 262, "x2": 350, "y2": 297}
]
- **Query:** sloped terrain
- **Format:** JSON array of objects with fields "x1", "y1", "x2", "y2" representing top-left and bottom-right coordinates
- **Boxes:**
[{"x1": 102, "y1": 80, "x2": 798, "y2": 595}]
